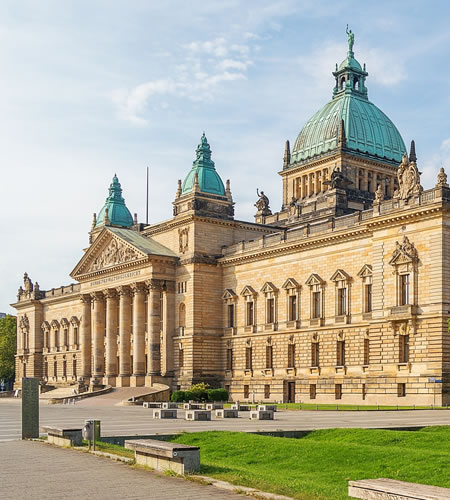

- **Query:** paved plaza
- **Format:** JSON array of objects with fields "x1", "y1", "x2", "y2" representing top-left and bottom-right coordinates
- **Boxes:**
[
  {"x1": 0, "y1": 440, "x2": 242, "y2": 500},
  {"x1": 1, "y1": 398, "x2": 450, "y2": 441}
]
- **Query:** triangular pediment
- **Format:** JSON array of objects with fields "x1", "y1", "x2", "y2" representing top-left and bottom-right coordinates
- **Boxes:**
[
  {"x1": 282, "y1": 278, "x2": 300, "y2": 290},
  {"x1": 70, "y1": 227, "x2": 176, "y2": 280},
  {"x1": 389, "y1": 236, "x2": 418, "y2": 266},
  {"x1": 260, "y1": 281, "x2": 278, "y2": 294},
  {"x1": 240, "y1": 285, "x2": 257, "y2": 297},
  {"x1": 305, "y1": 273, "x2": 324, "y2": 286},
  {"x1": 357, "y1": 264, "x2": 373, "y2": 278},
  {"x1": 222, "y1": 289, "x2": 237, "y2": 300},
  {"x1": 330, "y1": 269, "x2": 351, "y2": 282}
]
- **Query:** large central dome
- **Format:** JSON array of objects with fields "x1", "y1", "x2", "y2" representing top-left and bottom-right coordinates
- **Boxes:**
[{"x1": 291, "y1": 44, "x2": 405, "y2": 165}]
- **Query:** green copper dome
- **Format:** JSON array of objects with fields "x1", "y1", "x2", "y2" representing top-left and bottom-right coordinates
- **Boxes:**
[
  {"x1": 291, "y1": 34, "x2": 406, "y2": 165},
  {"x1": 182, "y1": 133, "x2": 226, "y2": 196},
  {"x1": 96, "y1": 175, "x2": 134, "y2": 228}
]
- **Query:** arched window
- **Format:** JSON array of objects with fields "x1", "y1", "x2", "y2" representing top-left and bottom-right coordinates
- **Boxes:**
[
  {"x1": 354, "y1": 78, "x2": 359, "y2": 90},
  {"x1": 178, "y1": 303, "x2": 186, "y2": 336},
  {"x1": 340, "y1": 77, "x2": 346, "y2": 90}
]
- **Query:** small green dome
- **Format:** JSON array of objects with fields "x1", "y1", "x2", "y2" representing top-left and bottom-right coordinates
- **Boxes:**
[
  {"x1": 182, "y1": 133, "x2": 226, "y2": 196},
  {"x1": 291, "y1": 44, "x2": 406, "y2": 164},
  {"x1": 96, "y1": 175, "x2": 134, "y2": 228}
]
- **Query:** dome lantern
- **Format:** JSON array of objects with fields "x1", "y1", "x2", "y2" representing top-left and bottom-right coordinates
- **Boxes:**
[{"x1": 96, "y1": 175, "x2": 134, "y2": 228}]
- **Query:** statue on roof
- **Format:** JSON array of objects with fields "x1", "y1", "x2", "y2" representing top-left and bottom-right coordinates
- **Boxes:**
[
  {"x1": 394, "y1": 152, "x2": 422, "y2": 201},
  {"x1": 323, "y1": 164, "x2": 353, "y2": 190},
  {"x1": 255, "y1": 189, "x2": 272, "y2": 216},
  {"x1": 436, "y1": 167, "x2": 448, "y2": 188},
  {"x1": 23, "y1": 272, "x2": 33, "y2": 294},
  {"x1": 346, "y1": 25, "x2": 355, "y2": 52}
]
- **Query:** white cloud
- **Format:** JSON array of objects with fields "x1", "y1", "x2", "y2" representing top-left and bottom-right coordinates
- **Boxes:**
[{"x1": 218, "y1": 59, "x2": 251, "y2": 71}]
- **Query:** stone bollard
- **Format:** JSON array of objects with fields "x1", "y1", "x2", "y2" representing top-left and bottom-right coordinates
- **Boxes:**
[{"x1": 249, "y1": 410, "x2": 274, "y2": 420}]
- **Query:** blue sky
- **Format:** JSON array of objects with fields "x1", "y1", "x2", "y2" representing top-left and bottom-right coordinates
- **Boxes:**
[{"x1": 2, "y1": 0, "x2": 450, "y2": 313}]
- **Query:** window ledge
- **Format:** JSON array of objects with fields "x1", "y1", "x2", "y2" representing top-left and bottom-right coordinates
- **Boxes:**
[
  {"x1": 397, "y1": 362, "x2": 411, "y2": 372},
  {"x1": 335, "y1": 315, "x2": 350, "y2": 324},
  {"x1": 362, "y1": 312, "x2": 372, "y2": 320},
  {"x1": 264, "y1": 323, "x2": 278, "y2": 331},
  {"x1": 335, "y1": 365, "x2": 347, "y2": 374},
  {"x1": 309, "y1": 366, "x2": 321, "y2": 374},
  {"x1": 244, "y1": 325, "x2": 256, "y2": 334},
  {"x1": 390, "y1": 305, "x2": 417, "y2": 316},
  {"x1": 286, "y1": 320, "x2": 300, "y2": 329},
  {"x1": 285, "y1": 367, "x2": 296, "y2": 376},
  {"x1": 225, "y1": 327, "x2": 236, "y2": 335},
  {"x1": 244, "y1": 369, "x2": 253, "y2": 377},
  {"x1": 310, "y1": 318, "x2": 324, "y2": 327}
]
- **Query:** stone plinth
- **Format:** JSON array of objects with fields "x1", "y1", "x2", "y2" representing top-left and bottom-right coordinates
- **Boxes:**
[
  {"x1": 249, "y1": 410, "x2": 274, "y2": 420},
  {"x1": 22, "y1": 377, "x2": 39, "y2": 439},
  {"x1": 143, "y1": 402, "x2": 162, "y2": 409},
  {"x1": 215, "y1": 409, "x2": 238, "y2": 418},
  {"x1": 185, "y1": 410, "x2": 211, "y2": 421},
  {"x1": 41, "y1": 426, "x2": 82, "y2": 447},
  {"x1": 348, "y1": 478, "x2": 450, "y2": 500},
  {"x1": 125, "y1": 439, "x2": 200, "y2": 474},
  {"x1": 183, "y1": 403, "x2": 203, "y2": 410},
  {"x1": 257, "y1": 405, "x2": 277, "y2": 412},
  {"x1": 206, "y1": 403, "x2": 223, "y2": 410},
  {"x1": 161, "y1": 402, "x2": 178, "y2": 409},
  {"x1": 153, "y1": 409, "x2": 177, "y2": 419}
]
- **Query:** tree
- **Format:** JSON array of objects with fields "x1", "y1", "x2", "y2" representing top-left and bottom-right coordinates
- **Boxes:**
[{"x1": 0, "y1": 315, "x2": 17, "y2": 381}]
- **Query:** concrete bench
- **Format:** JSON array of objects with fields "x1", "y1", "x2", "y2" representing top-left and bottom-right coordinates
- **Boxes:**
[
  {"x1": 41, "y1": 426, "x2": 82, "y2": 447},
  {"x1": 185, "y1": 410, "x2": 211, "y2": 421},
  {"x1": 153, "y1": 409, "x2": 177, "y2": 419},
  {"x1": 161, "y1": 402, "x2": 178, "y2": 409},
  {"x1": 249, "y1": 410, "x2": 274, "y2": 420},
  {"x1": 125, "y1": 439, "x2": 200, "y2": 474},
  {"x1": 215, "y1": 409, "x2": 238, "y2": 418},
  {"x1": 205, "y1": 402, "x2": 223, "y2": 410},
  {"x1": 183, "y1": 403, "x2": 203, "y2": 410},
  {"x1": 143, "y1": 402, "x2": 162, "y2": 409},
  {"x1": 349, "y1": 478, "x2": 450, "y2": 499},
  {"x1": 258, "y1": 404, "x2": 277, "y2": 412}
]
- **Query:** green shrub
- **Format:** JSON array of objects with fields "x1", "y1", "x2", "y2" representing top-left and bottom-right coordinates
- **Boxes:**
[
  {"x1": 170, "y1": 390, "x2": 185, "y2": 402},
  {"x1": 207, "y1": 388, "x2": 228, "y2": 402}
]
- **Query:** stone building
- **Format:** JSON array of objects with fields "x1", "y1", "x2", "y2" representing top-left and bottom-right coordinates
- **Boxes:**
[{"x1": 13, "y1": 35, "x2": 450, "y2": 405}]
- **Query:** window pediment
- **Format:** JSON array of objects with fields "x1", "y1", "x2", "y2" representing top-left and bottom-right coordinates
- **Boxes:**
[
  {"x1": 357, "y1": 264, "x2": 373, "y2": 278},
  {"x1": 260, "y1": 281, "x2": 278, "y2": 294},
  {"x1": 305, "y1": 273, "x2": 324, "y2": 287},
  {"x1": 389, "y1": 236, "x2": 418, "y2": 266},
  {"x1": 222, "y1": 289, "x2": 237, "y2": 301},
  {"x1": 282, "y1": 278, "x2": 300, "y2": 290},
  {"x1": 41, "y1": 320, "x2": 50, "y2": 332},
  {"x1": 70, "y1": 316, "x2": 80, "y2": 326},
  {"x1": 330, "y1": 269, "x2": 351, "y2": 282},
  {"x1": 240, "y1": 285, "x2": 257, "y2": 297},
  {"x1": 60, "y1": 318, "x2": 69, "y2": 329},
  {"x1": 51, "y1": 320, "x2": 60, "y2": 330}
]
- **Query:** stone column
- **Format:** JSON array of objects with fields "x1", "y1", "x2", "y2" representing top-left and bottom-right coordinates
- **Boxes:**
[
  {"x1": 117, "y1": 286, "x2": 132, "y2": 387},
  {"x1": 363, "y1": 169, "x2": 369, "y2": 191},
  {"x1": 104, "y1": 289, "x2": 118, "y2": 383},
  {"x1": 80, "y1": 295, "x2": 92, "y2": 380},
  {"x1": 309, "y1": 173, "x2": 313, "y2": 195},
  {"x1": 315, "y1": 171, "x2": 320, "y2": 194},
  {"x1": 91, "y1": 291, "x2": 105, "y2": 383},
  {"x1": 323, "y1": 168, "x2": 328, "y2": 191},
  {"x1": 162, "y1": 281, "x2": 175, "y2": 377},
  {"x1": 131, "y1": 283, "x2": 146, "y2": 386},
  {"x1": 390, "y1": 176, "x2": 395, "y2": 197},
  {"x1": 146, "y1": 279, "x2": 161, "y2": 378},
  {"x1": 302, "y1": 175, "x2": 307, "y2": 197}
]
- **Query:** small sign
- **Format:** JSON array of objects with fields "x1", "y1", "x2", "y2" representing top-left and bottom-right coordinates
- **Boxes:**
[
  {"x1": 435, "y1": 379, "x2": 443, "y2": 383},
  {"x1": 429, "y1": 377, "x2": 436, "y2": 382},
  {"x1": 429, "y1": 378, "x2": 443, "y2": 383}
]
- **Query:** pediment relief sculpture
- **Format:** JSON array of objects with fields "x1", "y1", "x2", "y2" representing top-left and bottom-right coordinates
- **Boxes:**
[
  {"x1": 389, "y1": 236, "x2": 418, "y2": 266},
  {"x1": 89, "y1": 238, "x2": 141, "y2": 272}
]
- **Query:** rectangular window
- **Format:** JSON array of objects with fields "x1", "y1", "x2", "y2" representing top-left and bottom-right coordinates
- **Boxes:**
[
  {"x1": 226, "y1": 348, "x2": 233, "y2": 370},
  {"x1": 364, "y1": 338, "x2": 370, "y2": 365},
  {"x1": 246, "y1": 301, "x2": 254, "y2": 326},
  {"x1": 337, "y1": 340, "x2": 345, "y2": 366},
  {"x1": 73, "y1": 359, "x2": 77, "y2": 377},
  {"x1": 179, "y1": 349, "x2": 184, "y2": 368},
  {"x1": 266, "y1": 345, "x2": 273, "y2": 369},
  {"x1": 288, "y1": 343, "x2": 295, "y2": 368},
  {"x1": 267, "y1": 298, "x2": 275, "y2": 324},
  {"x1": 337, "y1": 288, "x2": 347, "y2": 316},
  {"x1": 227, "y1": 304, "x2": 235, "y2": 328},
  {"x1": 311, "y1": 342, "x2": 319, "y2": 367},
  {"x1": 365, "y1": 284, "x2": 372, "y2": 313},
  {"x1": 399, "y1": 335, "x2": 410, "y2": 363},
  {"x1": 362, "y1": 383, "x2": 366, "y2": 400},
  {"x1": 264, "y1": 384, "x2": 270, "y2": 399},
  {"x1": 245, "y1": 347, "x2": 253, "y2": 370},
  {"x1": 289, "y1": 295, "x2": 297, "y2": 321},
  {"x1": 398, "y1": 383, "x2": 406, "y2": 397},
  {"x1": 310, "y1": 384, "x2": 317, "y2": 399},
  {"x1": 244, "y1": 384, "x2": 249, "y2": 399},
  {"x1": 335, "y1": 384, "x2": 342, "y2": 400},
  {"x1": 160, "y1": 292, "x2": 164, "y2": 332},
  {"x1": 312, "y1": 291, "x2": 321, "y2": 318},
  {"x1": 400, "y1": 274, "x2": 410, "y2": 305}
]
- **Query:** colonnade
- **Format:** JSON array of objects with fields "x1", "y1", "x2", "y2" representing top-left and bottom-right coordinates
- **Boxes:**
[
  {"x1": 293, "y1": 167, "x2": 396, "y2": 199},
  {"x1": 79, "y1": 279, "x2": 175, "y2": 386}
]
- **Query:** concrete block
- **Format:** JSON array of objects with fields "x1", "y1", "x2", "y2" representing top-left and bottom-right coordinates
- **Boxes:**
[
  {"x1": 249, "y1": 410, "x2": 274, "y2": 420},
  {"x1": 206, "y1": 402, "x2": 223, "y2": 410},
  {"x1": 215, "y1": 409, "x2": 238, "y2": 418},
  {"x1": 153, "y1": 409, "x2": 177, "y2": 419},
  {"x1": 143, "y1": 402, "x2": 162, "y2": 409},
  {"x1": 161, "y1": 402, "x2": 178, "y2": 409},
  {"x1": 257, "y1": 405, "x2": 277, "y2": 412},
  {"x1": 185, "y1": 410, "x2": 211, "y2": 421}
]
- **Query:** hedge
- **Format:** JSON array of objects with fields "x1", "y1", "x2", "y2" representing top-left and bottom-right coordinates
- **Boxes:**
[{"x1": 171, "y1": 388, "x2": 229, "y2": 402}]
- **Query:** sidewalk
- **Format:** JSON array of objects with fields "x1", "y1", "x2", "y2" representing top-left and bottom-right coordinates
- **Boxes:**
[{"x1": 0, "y1": 440, "x2": 241, "y2": 499}]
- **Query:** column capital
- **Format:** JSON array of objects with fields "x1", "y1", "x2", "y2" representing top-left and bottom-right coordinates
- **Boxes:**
[
  {"x1": 103, "y1": 288, "x2": 118, "y2": 300},
  {"x1": 90, "y1": 291, "x2": 104, "y2": 302},
  {"x1": 80, "y1": 294, "x2": 91, "y2": 305},
  {"x1": 117, "y1": 285, "x2": 132, "y2": 297},
  {"x1": 130, "y1": 282, "x2": 147, "y2": 295},
  {"x1": 161, "y1": 280, "x2": 176, "y2": 293},
  {"x1": 145, "y1": 279, "x2": 161, "y2": 291}
]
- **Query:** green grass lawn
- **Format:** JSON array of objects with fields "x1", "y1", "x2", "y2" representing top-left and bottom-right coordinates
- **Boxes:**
[
  {"x1": 81, "y1": 440, "x2": 135, "y2": 459},
  {"x1": 223, "y1": 403, "x2": 449, "y2": 411},
  {"x1": 169, "y1": 427, "x2": 450, "y2": 500}
]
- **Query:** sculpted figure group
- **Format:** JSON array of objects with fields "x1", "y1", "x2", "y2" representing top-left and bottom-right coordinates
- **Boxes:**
[
  {"x1": 394, "y1": 152, "x2": 422, "y2": 201},
  {"x1": 90, "y1": 239, "x2": 139, "y2": 271}
]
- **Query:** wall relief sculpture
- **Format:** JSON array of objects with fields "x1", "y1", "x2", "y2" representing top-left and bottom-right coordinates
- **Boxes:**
[
  {"x1": 89, "y1": 238, "x2": 140, "y2": 271},
  {"x1": 389, "y1": 235, "x2": 418, "y2": 265},
  {"x1": 179, "y1": 227, "x2": 189, "y2": 254}
]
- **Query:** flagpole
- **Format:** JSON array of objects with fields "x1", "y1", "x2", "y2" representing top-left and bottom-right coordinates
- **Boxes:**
[{"x1": 146, "y1": 166, "x2": 149, "y2": 225}]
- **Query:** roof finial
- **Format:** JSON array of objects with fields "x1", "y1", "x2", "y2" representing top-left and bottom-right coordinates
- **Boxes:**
[
  {"x1": 193, "y1": 172, "x2": 200, "y2": 193},
  {"x1": 176, "y1": 179, "x2": 182, "y2": 199},
  {"x1": 409, "y1": 140, "x2": 417, "y2": 163},
  {"x1": 104, "y1": 207, "x2": 110, "y2": 226},
  {"x1": 346, "y1": 24, "x2": 355, "y2": 53},
  {"x1": 133, "y1": 213, "x2": 138, "y2": 225},
  {"x1": 283, "y1": 140, "x2": 291, "y2": 169},
  {"x1": 338, "y1": 119, "x2": 346, "y2": 148},
  {"x1": 226, "y1": 179, "x2": 233, "y2": 201},
  {"x1": 91, "y1": 213, "x2": 97, "y2": 230}
]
